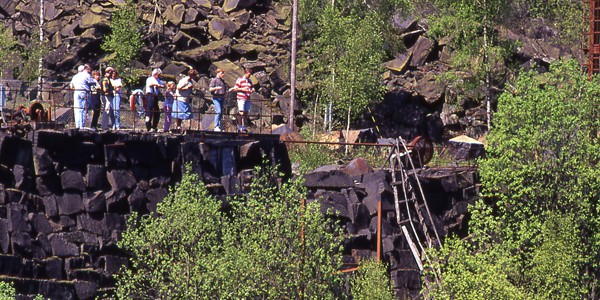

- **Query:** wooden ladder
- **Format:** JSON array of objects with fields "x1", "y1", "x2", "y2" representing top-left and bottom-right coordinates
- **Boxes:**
[{"x1": 388, "y1": 137, "x2": 443, "y2": 296}]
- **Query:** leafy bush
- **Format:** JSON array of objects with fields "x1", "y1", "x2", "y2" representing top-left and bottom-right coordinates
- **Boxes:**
[
  {"x1": 0, "y1": 281, "x2": 15, "y2": 300},
  {"x1": 115, "y1": 165, "x2": 345, "y2": 299},
  {"x1": 350, "y1": 259, "x2": 394, "y2": 300},
  {"x1": 426, "y1": 59, "x2": 600, "y2": 299}
]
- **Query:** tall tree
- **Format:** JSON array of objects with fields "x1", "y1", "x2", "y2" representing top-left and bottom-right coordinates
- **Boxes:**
[
  {"x1": 102, "y1": 0, "x2": 144, "y2": 85},
  {"x1": 426, "y1": 59, "x2": 600, "y2": 299},
  {"x1": 428, "y1": 0, "x2": 514, "y2": 131},
  {"x1": 306, "y1": 7, "x2": 386, "y2": 133},
  {"x1": 299, "y1": 0, "x2": 410, "y2": 133}
]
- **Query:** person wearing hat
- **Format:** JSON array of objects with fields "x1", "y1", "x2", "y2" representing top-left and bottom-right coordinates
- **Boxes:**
[
  {"x1": 100, "y1": 67, "x2": 115, "y2": 130},
  {"x1": 208, "y1": 69, "x2": 227, "y2": 132},
  {"x1": 144, "y1": 68, "x2": 165, "y2": 132}
]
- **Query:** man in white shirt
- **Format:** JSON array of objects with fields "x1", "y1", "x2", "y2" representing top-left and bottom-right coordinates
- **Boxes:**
[{"x1": 69, "y1": 64, "x2": 94, "y2": 129}]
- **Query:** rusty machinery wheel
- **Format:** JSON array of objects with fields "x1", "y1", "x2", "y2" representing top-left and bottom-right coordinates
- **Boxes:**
[
  {"x1": 404, "y1": 136, "x2": 434, "y2": 168},
  {"x1": 28, "y1": 101, "x2": 48, "y2": 122}
]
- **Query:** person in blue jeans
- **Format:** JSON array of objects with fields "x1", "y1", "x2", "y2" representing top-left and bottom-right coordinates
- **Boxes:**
[
  {"x1": 110, "y1": 69, "x2": 123, "y2": 130},
  {"x1": 208, "y1": 69, "x2": 227, "y2": 131}
]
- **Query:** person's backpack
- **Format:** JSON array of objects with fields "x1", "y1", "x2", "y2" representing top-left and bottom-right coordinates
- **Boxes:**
[{"x1": 129, "y1": 89, "x2": 146, "y2": 116}]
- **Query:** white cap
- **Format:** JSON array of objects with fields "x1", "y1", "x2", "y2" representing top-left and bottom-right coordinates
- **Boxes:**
[
  {"x1": 152, "y1": 68, "x2": 162, "y2": 76},
  {"x1": 77, "y1": 65, "x2": 85, "y2": 72}
]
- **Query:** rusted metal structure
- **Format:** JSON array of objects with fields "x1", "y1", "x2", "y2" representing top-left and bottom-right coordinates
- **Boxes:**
[{"x1": 585, "y1": 0, "x2": 600, "y2": 76}]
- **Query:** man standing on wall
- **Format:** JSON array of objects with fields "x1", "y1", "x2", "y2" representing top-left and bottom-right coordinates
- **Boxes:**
[
  {"x1": 69, "y1": 64, "x2": 94, "y2": 129},
  {"x1": 208, "y1": 69, "x2": 227, "y2": 132},
  {"x1": 229, "y1": 68, "x2": 254, "y2": 133}
]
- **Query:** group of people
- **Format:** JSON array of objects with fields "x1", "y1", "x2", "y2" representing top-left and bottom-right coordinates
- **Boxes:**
[
  {"x1": 209, "y1": 67, "x2": 254, "y2": 133},
  {"x1": 69, "y1": 64, "x2": 123, "y2": 130},
  {"x1": 70, "y1": 64, "x2": 255, "y2": 133},
  {"x1": 142, "y1": 67, "x2": 199, "y2": 132}
]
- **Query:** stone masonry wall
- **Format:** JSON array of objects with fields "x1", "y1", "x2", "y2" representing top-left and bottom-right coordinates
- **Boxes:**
[
  {"x1": 0, "y1": 128, "x2": 477, "y2": 299},
  {"x1": 0, "y1": 129, "x2": 289, "y2": 299}
]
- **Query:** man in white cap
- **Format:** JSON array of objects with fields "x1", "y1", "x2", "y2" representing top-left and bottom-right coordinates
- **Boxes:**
[{"x1": 69, "y1": 64, "x2": 94, "y2": 129}]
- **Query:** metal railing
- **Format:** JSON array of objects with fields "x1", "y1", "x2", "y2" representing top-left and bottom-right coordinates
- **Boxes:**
[{"x1": 0, "y1": 81, "x2": 276, "y2": 134}]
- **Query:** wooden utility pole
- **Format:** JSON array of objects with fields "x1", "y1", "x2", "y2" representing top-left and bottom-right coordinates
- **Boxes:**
[{"x1": 289, "y1": 0, "x2": 298, "y2": 130}]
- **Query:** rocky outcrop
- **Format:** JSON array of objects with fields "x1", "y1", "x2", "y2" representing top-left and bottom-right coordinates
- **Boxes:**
[
  {"x1": 2, "y1": 0, "x2": 291, "y2": 100},
  {"x1": 304, "y1": 158, "x2": 479, "y2": 298},
  {"x1": 1, "y1": 1, "x2": 582, "y2": 140}
]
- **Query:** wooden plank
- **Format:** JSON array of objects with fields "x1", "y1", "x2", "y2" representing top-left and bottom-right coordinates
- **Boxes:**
[{"x1": 402, "y1": 225, "x2": 424, "y2": 272}]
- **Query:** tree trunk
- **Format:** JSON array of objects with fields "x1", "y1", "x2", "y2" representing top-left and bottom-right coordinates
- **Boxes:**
[
  {"x1": 345, "y1": 103, "x2": 351, "y2": 155},
  {"x1": 289, "y1": 0, "x2": 298, "y2": 130},
  {"x1": 312, "y1": 93, "x2": 319, "y2": 139}
]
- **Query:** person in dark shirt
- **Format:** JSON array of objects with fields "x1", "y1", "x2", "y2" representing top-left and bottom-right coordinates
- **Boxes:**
[
  {"x1": 208, "y1": 69, "x2": 227, "y2": 132},
  {"x1": 101, "y1": 67, "x2": 114, "y2": 130},
  {"x1": 88, "y1": 70, "x2": 102, "y2": 130}
]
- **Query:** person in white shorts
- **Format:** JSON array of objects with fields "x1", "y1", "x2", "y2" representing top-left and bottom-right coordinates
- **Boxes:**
[{"x1": 229, "y1": 68, "x2": 254, "y2": 133}]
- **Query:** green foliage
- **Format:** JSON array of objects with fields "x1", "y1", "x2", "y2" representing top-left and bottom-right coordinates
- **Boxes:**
[
  {"x1": 299, "y1": 0, "x2": 411, "y2": 129},
  {"x1": 17, "y1": 33, "x2": 47, "y2": 82},
  {"x1": 427, "y1": 59, "x2": 600, "y2": 299},
  {"x1": 0, "y1": 281, "x2": 15, "y2": 300},
  {"x1": 0, "y1": 25, "x2": 17, "y2": 75},
  {"x1": 0, "y1": 26, "x2": 46, "y2": 81},
  {"x1": 428, "y1": 0, "x2": 515, "y2": 97},
  {"x1": 115, "y1": 170, "x2": 223, "y2": 299},
  {"x1": 350, "y1": 259, "x2": 394, "y2": 300},
  {"x1": 426, "y1": 236, "x2": 526, "y2": 300},
  {"x1": 287, "y1": 127, "x2": 337, "y2": 173},
  {"x1": 513, "y1": 0, "x2": 583, "y2": 46},
  {"x1": 102, "y1": 0, "x2": 144, "y2": 85},
  {"x1": 287, "y1": 127, "x2": 388, "y2": 174},
  {"x1": 288, "y1": 141, "x2": 337, "y2": 174},
  {"x1": 309, "y1": 7, "x2": 386, "y2": 126},
  {"x1": 115, "y1": 164, "x2": 345, "y2": 299}
]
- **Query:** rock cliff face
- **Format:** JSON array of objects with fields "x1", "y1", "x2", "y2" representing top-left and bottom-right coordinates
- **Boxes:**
[
  {"x1": 3, "y1": 0, "x2": 291, "y2": 97},
  {"x1": 1, "y1": 1, "x2": 582, "y2": 139}
]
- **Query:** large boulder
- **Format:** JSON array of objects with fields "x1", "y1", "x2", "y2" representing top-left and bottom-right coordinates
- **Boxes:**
[
  {"x1": 223, "y1": 0, "x2": 257, "y2": 12},
  {"x1": 209, "y1": 18, "x2": 241, "y2": 40},
  {"x1": 409, "y1": 35, "x2": 435, "y2": 67},
  {"x1": 175, "y1": 39, "x2": 232, "y2": 62}
]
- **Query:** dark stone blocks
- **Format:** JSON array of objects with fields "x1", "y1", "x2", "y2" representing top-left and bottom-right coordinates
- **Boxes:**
[
  {"x1": 60, "y1": 170, "x2": 85, "y2": 192},
  {"x1": 57, "y1": 193, "x2": 84, "y2": 216},
  {"x1": 49, "y1": 233, "x2": 79, "y2": 257},
  {"x1": 0, "y1": 129, "x2": 309, "y2": 299},
  {"x1": 106, "y1": 170, "x2": 136, "y2": 191}
]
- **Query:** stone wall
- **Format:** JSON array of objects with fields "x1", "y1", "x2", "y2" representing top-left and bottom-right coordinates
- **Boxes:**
[
  {"x1": 0, "y1": 128, "x2": 478, "y2": 299},
  {"x1": 0, "y1": 129, "x2": 290, "y2": 299}
]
